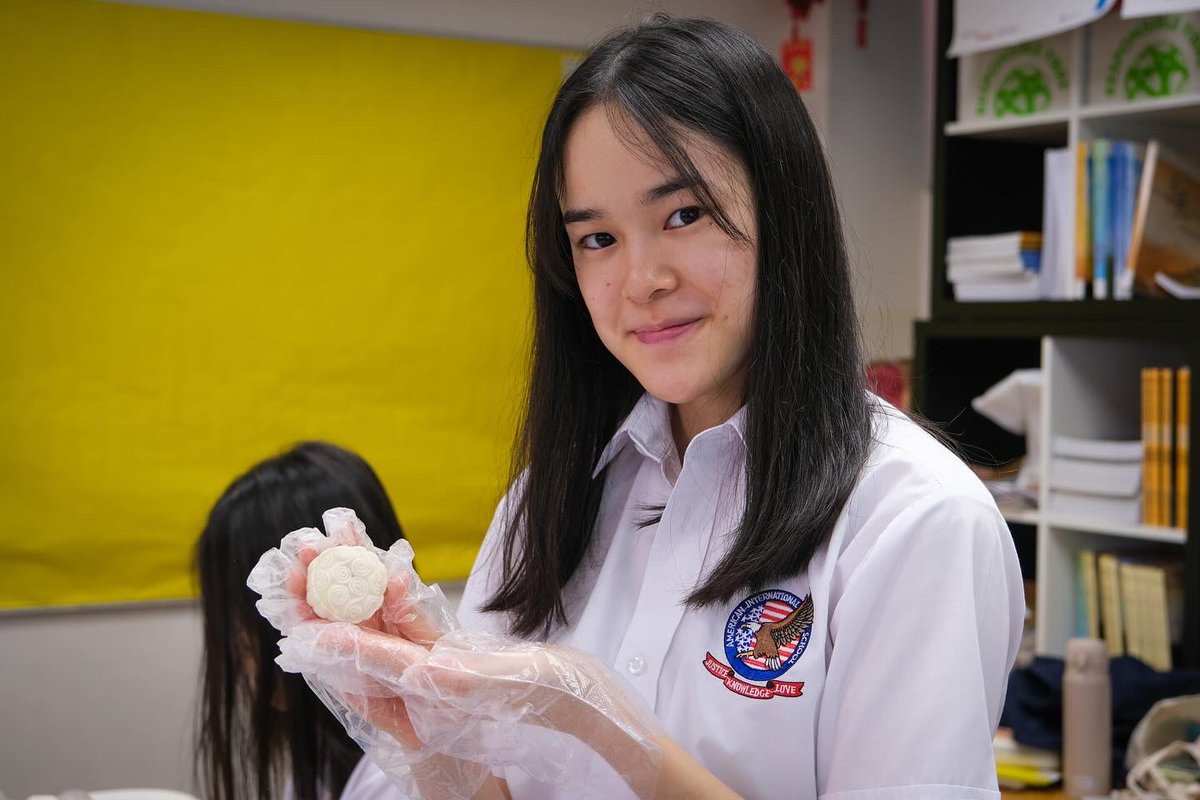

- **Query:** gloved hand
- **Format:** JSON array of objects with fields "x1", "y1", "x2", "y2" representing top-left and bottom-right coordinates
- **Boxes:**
[
  {"x1": 247, "y1": 508, "x2": 490, "y2": 799},
  {"x1": 249, "y1": 508, "x2": 664, "y2": 799},
  {"x1": 279, "y1": 623, "x2": 664, "y2": 798}
]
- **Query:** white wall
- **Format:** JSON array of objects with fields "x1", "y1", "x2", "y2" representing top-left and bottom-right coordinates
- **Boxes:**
[
  {"x1": 2, "y1": 2, "x2": 933, "y2": 797},
  {"x1": 0, "y1": 584, "x2": 464, "y2": 800},
  {"x1": 823, "y1": 0, "x2": 935, "y2": 361},
  {"x1": 0, "y1": 602, "x2": 204, "y2": 798}
]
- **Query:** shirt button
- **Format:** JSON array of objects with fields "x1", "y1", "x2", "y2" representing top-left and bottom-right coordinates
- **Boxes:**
[{"x1": 627, "y1": 654, "x2": 646, "y2": 676}]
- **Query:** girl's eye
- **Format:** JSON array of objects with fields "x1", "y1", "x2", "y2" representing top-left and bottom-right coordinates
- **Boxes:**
[
  {"x1": 580, "y1": 232, "x2": 616, "y2": 250},
  {"x1": 666, "y1": 206, "x2": 705, "y2": 229}
]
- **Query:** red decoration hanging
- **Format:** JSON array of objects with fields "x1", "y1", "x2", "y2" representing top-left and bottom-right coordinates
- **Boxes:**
[
  {"x1": 856, "y1": 0, "x2": 869, "y2": 49},
  {"x1": 781, "y1": 0, "x2": 822, "y2": 93}
]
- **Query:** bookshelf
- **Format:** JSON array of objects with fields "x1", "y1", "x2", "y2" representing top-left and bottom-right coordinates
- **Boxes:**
[{"x1": 916, "y1": 2, "x2": 1200, "y2": 668}]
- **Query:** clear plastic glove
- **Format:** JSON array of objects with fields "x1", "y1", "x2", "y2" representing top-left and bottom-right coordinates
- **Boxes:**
[
  {"x1": 247, "y1": 508, "x2": 489, "y2": 799},
  {"x1": 249, "y1": 508, "x2": 664, "y2": 799},
  {"x1": 279, "y1": 623, "x2": 664, "y2": 798},
  {"x1": 248, "y1": 507, "x2": 456, "y2": 645}
]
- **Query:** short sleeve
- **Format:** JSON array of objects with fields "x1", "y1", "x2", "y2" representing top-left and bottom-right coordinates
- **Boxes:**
[{"x1": 816, "y1": 491, "x2": 1024, "y2": 800}]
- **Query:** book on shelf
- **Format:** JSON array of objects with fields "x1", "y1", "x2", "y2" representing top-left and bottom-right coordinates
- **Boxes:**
[
  {"x1": 1080, "y1": 137, "x2": 1148, "y2": 300},
  {"x1": 1083, "y1": 546, "x2": 1185, "y2": 669},
  {"x1": 1075, "y1": 140, "x2": 1091, "y2": 298},
  {"x1": 1041, "y1": 146, "x2": 1077, "y2": 300},
  {"x1": 952, "y1": 275, "x2": 1042, "y2": 302},
  {"x1": 948, "y1": 232, "x2": 1042, "y2": 255},
  {"x1": 1159, "y1": 368, "x2": 1174, "y2": 528},
  {"x1": 1130, "y1": 141, "x2": 1200, "y2": 299},
  {"x1": 1048, "y1": 456, "x2": 1141, "y2": 496},
  {"x1": 1046, "y1": 436, "x2": 1143, "y2": 525},
  {"x1": 1179, "y1": 368, "x2": 1191, "y2": 530},
  {"x1": 993, "y1": 727, "x2": 1061, "y2": 791},
  {"x1": 1143, "y1": 367, "x2": 1158, "y2": 526},
  {"x1": 1141, "y1": 366, "x2": 1190, "y2": 529},
  {"x1": 1078, "y1": 549, "x2": 1101, "y2": 640},
  {"x1": 1051, "y1": 435, "x2": 1142, "y2": 462},
  {"x1": 1053, "y1": 137, "x2": 1198, "y2": 300},
  {"x1": 1049, "y1": 490, "x2": 1141, "y2": 525},
  {"x1": 1091, "y1": 138, "x2": 1113, "y2": 300},
  {"x1": 1113, "y1": 141, "x2": 1144, "y2": 300},
  {"x1": 947, "y1": 232, "x2": 1043, "y2": 301},
  {"x1": 946, "y1": 251, "x2": 1040, "y2": 282},
  {"x1": 1117, "y1": 556, "x2": 1184, "y2": 672},
  {"x1": 1097, "y1": 552, "x2": 1125, "y2": 657}
]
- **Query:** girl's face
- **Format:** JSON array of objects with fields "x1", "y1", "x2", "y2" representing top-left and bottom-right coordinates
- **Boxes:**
[{"x1": 562, "y1": 106, "x2": 757, "y2": 433}]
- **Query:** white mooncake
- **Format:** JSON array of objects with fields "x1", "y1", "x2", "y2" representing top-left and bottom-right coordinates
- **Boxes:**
[{"x1": 306, "y1": 545, "x2": 387, "y2": 623}]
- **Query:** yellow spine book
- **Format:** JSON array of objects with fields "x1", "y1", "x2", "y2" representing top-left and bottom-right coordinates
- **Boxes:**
[
  {"x1": 1143, "y1": 368, "x2": 1157, "y2": 526},
  {"x1": 1081, "y1": 549, "x2": 1100, "y2": 639},
  {"x1": 1161, "y1": 368, "x2": 1174, "y2": 528},
  {"x1": 1119, "y1": 561, "x2": 1143, "y2": 662},
  {"x1": 1075, "y1": 141, "x2": 1092, "y2": 295},
  {"x1": 1144, "y1": 565, "x2": 1172, "y2": 671},
  {"x1": 1098, "y1": 552, "x2": 1125, "y2": 656},
  {"x1": 1178, "y1": 368, "x2": 1190, "y2": 531}
]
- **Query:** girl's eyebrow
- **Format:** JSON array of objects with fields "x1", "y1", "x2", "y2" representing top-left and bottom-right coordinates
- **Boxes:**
[
  {"x1": 562, "y1": 176, "x2": 698, "y2": 225},
  {"x1": 642, "y1": 176, "x2": 697, "y2": 204},
  {"x1": 562, "y1": 207, "x2": 599, "y2": 225}
]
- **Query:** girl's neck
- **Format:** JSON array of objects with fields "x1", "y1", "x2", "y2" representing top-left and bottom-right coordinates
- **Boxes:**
[{"x1": 669, "y1": 393, "x2": 742, "y2": 463}]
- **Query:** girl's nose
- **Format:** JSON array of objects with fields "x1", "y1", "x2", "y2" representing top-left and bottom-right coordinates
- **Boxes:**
[{"x1": 621, "y1": 239, "x2": 678, "y2": 303}]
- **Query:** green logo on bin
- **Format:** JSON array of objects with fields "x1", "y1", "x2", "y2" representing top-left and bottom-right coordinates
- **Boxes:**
[
  {"x1": 995, "y1": 68, "x2": 1052, "y2": 116},
  {"x1": 977, "y1": 41, "x2": 1068, "y2": 118},
  {"x1": 1105, "y1": 15, "x2": 1200, "y2": 100}
]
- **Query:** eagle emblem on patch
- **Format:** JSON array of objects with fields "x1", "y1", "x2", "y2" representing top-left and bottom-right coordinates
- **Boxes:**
[{"x1": 702, "y1": 589, "x2": 812, "y2": 700}]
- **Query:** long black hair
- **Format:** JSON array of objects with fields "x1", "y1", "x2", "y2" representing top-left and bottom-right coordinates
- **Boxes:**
[
  {"x1": 484, "y1": 15, "x2": 872, "y2": 636},
  {"x1": 194, "y1": 441, "x2": 407, "y2": 800}
]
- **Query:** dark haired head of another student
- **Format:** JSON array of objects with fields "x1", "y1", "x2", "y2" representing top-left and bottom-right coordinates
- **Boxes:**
[{"x1": 194, "y1": 441, "x2": 407, "y2": 800}]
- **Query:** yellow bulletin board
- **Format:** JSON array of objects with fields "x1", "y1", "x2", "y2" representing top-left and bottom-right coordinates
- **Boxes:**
[{"x1": 0, "y1": 0, "x2": 568, "y2": 608}]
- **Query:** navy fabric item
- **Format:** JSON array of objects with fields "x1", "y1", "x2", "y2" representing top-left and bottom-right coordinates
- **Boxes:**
[{"x1": 1001, "y1": 655, "x2": 1200, "y2": 783}]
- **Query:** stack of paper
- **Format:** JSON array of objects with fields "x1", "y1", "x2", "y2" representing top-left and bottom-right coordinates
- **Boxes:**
[
  {"x1": 947, "y1": 232, "x2": 1042, "y2": 301},
  {"x1": 1047, "y1": 435, "x2": 1142, "y2": 525}
]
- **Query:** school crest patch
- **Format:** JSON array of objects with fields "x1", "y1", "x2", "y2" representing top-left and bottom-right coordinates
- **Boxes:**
[{"x1": 703, "y1": 589, "x2": 812, "y2": 700}]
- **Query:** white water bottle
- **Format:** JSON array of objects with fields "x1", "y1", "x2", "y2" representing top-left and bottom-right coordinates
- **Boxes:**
[{"x1": 1063, "y1": 638, "x2": 1111, "y2": 797}]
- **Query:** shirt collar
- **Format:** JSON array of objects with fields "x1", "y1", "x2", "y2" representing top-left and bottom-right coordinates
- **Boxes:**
[{"x1": 592, "y1": 393, "x2": 748, "y2": 478}]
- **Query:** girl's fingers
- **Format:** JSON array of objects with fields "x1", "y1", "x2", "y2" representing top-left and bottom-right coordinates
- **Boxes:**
[
  {"x1": 351, "y1": 625, "x2": 429, "y2": 677},
  {"x1": 322, "y1": 507, "x2": 374, "y2": 547},
  {"x1": 296, "y1": 543, "x2": 319, "y2": 568},
  {"x1": 379, "y1": 539, "x2": 458, "y2": 646},
  {"x1": 346, "y1": 692, "x2": 421, "y2": 749},
  {"x1": 380, "y1": 573, "x2": 455, "y2": 646}
]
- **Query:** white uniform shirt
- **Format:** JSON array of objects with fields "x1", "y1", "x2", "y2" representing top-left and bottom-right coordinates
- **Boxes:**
[
  {"x1": 458, "y1": 394, "x2": 1025, "y2": 800},
  {"x1": 337, "y1": 756, "x2": 410, "y2": 800}
]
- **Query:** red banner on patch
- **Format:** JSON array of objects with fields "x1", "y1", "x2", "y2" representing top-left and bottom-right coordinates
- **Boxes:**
[{"x1": 703, "y1": 652, "x2": 805, "y2": 700}]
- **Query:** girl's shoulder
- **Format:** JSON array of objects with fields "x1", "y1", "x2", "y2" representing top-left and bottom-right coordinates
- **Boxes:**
[
  {"x1": 827, "y1": 400, "x2": 1006, "y2": 562},
  {"x1": 857, "y1": 398, "x2": 996, "y2": 509}
]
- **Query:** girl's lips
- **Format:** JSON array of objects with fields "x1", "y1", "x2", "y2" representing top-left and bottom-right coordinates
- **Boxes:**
[{"x1": 634, "y1": 318, "x2": 701, "y2": 345}]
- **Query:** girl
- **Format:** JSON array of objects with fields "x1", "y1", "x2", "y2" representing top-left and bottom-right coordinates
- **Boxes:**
[
  {"x1": 257, "y1": 14, "x2": 1025, "y2": 800},
  {"x1": 195, "y1": 442, "x2": 407, "y2": 800}
]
